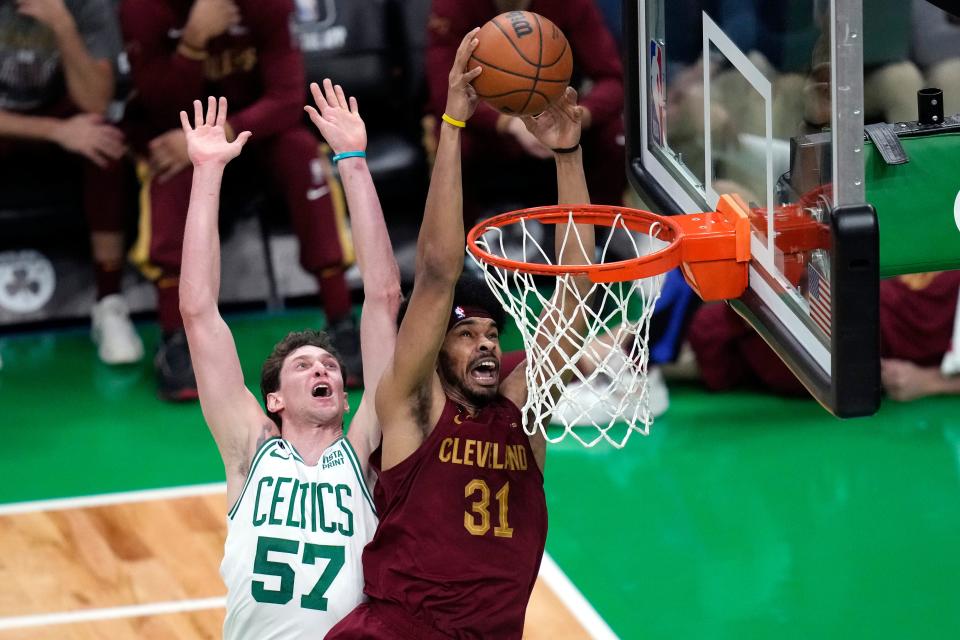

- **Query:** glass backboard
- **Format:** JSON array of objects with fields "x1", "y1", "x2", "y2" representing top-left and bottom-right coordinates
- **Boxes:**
[{"x1": 624, "y1": 0, "x2": 880, "y2": 416}]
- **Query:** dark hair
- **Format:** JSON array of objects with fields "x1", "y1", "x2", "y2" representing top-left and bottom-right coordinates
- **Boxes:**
[
  {"x1": 260, "y1": 330, "x2": 347, "y2": 428},
  {"x1": 396, "y1": 274, "x2": 505, "y2": 330}
]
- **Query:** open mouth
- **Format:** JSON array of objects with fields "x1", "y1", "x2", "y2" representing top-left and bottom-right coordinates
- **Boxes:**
[
  {"x1": 312, "y1": 383, "x2": 331, "y2": 398},
  {"x1": 469, "y1": 358, "x2": 499, "y2": 386}
]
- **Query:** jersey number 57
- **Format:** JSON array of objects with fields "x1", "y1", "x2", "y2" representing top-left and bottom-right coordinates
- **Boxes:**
[{"x1": 252, "y1": 535, "x2": 345, "y2": 610}]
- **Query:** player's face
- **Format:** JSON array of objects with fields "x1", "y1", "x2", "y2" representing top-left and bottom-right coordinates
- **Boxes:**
[
  {"x1": 439, "y1": 318, "x2": 501, "y2": 403},
  {"x1": 276, "y1": 346, "x2": 348, "y2": 425}
]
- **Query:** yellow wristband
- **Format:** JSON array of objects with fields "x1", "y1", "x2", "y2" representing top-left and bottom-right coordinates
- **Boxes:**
[{"x1": 441, "y1": 113, "x2": 466, "y2": 128}]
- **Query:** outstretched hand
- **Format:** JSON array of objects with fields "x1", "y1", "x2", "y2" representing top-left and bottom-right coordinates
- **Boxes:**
[
  {"x1": 444, "y1": 28, "x2": 483, "y2": 123},
  {"x1": 304, "y1": 79, "x2": 366, "y2": 154},
  {"x1": 521, "y1": 87, "x2": 582, "y2": 152},
  {"x1": 179, "y1": 96, "x2": 251, "y2": 167}
]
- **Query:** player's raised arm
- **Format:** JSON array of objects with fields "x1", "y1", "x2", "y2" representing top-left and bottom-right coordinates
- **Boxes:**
[
  {"x1": 375, "y1": 29, "x2": 482, "y2": 468},
  {"x1": 178, "y1": 97, "x2": 268, "y2": 502},
  {"x1": 546, "y1": 89, "x2": 594, "y2": 299},
  {"x1": 305, "y1": 79, "x2": 402, "y2": 466},
  {"x1": 501, "y1": 88, "x2": 595, "y2": 464}
]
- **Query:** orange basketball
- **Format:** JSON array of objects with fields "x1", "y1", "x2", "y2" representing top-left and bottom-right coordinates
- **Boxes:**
[{"x1": 467, "y1": 11, "x2": 573, "y2": 116}]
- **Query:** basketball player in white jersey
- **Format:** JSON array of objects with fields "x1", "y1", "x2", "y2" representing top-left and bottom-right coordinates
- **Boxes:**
[{"x1": 178, "y1": 81, "x2": 400, "y2": 638}]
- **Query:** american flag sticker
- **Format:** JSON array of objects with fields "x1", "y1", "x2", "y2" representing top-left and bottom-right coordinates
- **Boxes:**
[{"x1": 806, "y1": 265, "x2": 832, "y2": 338}]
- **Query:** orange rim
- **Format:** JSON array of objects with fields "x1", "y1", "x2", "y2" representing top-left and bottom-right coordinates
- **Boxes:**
[{"x1": 466, "y1": 205, "x2": 684, "y2": 283}]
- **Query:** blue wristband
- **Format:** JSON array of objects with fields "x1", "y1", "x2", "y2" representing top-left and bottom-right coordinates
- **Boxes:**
[{"x1": 331, "y1": 150, "x2": 366, "y2": 163}]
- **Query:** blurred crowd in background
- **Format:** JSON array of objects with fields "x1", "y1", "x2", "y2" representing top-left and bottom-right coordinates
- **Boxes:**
[{"x1": 1, "y1": 0, "x2": 958, "y2": 409}]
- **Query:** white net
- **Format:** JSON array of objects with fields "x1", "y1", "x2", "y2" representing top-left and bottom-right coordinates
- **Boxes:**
[{"x1": 468, "y1": 209, "x2": 670, "y2": 448}]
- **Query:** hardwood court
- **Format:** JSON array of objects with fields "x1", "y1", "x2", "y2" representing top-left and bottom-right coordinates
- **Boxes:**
[{"x1": 0, "y1": 491, "x2": 590, "y2": 639}]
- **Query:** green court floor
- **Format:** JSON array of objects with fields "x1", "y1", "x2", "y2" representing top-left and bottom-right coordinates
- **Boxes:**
[{"x1": 2, "y1": 310, "x2": 959, "y2": 638}]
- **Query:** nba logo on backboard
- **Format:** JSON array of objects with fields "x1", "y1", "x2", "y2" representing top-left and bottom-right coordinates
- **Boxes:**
[{"x1": 649, "y1": 41, "x2": 666, "y2": 147}]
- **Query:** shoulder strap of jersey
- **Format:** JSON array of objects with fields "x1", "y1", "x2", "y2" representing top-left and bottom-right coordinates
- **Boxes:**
[{"x1": 228, "y1": 436, "x2": 281, "y2": 520}]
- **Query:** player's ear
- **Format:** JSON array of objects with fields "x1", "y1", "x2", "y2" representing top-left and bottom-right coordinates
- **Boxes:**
[
  {"x1": 266, "y1": 392, "x2": 283, "y2": 413},
  {"x1": 343, "y1": 392, "x2": 349, "y2": 413}
]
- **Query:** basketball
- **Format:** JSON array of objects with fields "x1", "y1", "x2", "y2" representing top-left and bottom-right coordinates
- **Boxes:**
[{"x1": 467, "y1": 11, "x2": 573, "y2": 116}]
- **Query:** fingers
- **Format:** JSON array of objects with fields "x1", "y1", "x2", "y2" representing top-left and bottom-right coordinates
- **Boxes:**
[
  {"x1": 235, "y1": 131, "x2": 252, "y2": 147},
  {"x1": 322, "y1": 78, "x2": 338, "y2": 110},
  {"x1": 95, "y1": 135, "x2": 126, "y2": 160},
  {"x1": 205, "y1": 96, "x2": 216, "y2": 126},
  {"x1": 310, "y1": 82, "x2": 328, "y2": 111},
  {"x1": 216, "y1": 97, "x2": 228, "y2": 126},
  {"x1": 189, "y1": 96, "x2": 230, "y2": 129},
  {"x1": 453, "y1": 27, "x2": 480, "y2": 71},
  {"x1": 464, "y1": 65, "x2": 483, "y2": 82},
  {"x1": 317, "y1": 78, "x2": 355, "y2": 113},
  {"x1": 348, "y1": 95, "x2": 358, "y2": 114},
  {"x1": 540, "y1": 87, "x2": 578, "y2": 117},
  {"x1": 83, "y1": 148, "x2": 108, "y2": 168},
  {"x1": 99, "y1": 124, "x2": 125, "y2": 145},
  {"x1": 304, "y1": 105, "x2": 321, "y2": 126},
  {"x1": 98, "y1": 144, "x2": 125, "y2": 161},
  {"x1": 80, "y1": 123, "x2": 126, "y2": 161},
  {"x1": 333, "y1": 83, "x2": 348, "y2": 110}
]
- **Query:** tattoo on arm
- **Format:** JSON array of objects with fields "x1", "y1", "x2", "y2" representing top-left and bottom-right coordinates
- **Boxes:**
[{"x1": 239, "y1": 422, "x2": 280, "y2": 477}]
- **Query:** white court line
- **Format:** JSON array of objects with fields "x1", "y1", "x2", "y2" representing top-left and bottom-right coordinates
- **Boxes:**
[
  {"x1": 539, "y1": 554, "x2": 619, "y2": 640},
  {"x1": 0, "y1": 482, "x2": 227, "y2": 516},
  {"x1": 0, "y1": 556, "x2": 616, "y2": 636},
  {"x1": 0, "y1": 486, "x2": 619, "y2": 638},
  {"x1": 0, "y1": 597, "x2": 227, "y2": 631}
]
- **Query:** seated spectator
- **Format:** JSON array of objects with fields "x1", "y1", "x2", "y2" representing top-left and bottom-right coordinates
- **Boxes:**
[
  {"x1": 0, "y1": 0, "x2": 142, "y2": 364},
  {"x1": 688, "y1": 271, "x2": 960, "y2": 401},
  {"x1": 878, "y1": 273, "x2": 960, "y2": 401},
  {"x1": 119, "y1": 0, "x2": 360, "y2": 401},
  {"x1": 425, "y1": 0, "x2": 626, "y2": 221}
]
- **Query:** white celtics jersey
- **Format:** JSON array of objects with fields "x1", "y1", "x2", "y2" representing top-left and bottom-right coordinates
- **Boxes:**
[{"x1": 221, "y1": 437, "x2": 377, "y2": 639}]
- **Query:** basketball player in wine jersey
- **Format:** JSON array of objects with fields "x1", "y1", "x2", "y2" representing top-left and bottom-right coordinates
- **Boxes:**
[
  {"x1": 178, "y1": 82, "x2": 401, "y2": 638},
  {"x1": 328, "y1": 31, "x2": 595, "y2": 639}
]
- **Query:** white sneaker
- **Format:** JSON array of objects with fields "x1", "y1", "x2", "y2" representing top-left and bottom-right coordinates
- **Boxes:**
[
  {"x1": 552, "y1": 365, "x2": 671, "y2": 429},
  {"x1": 91, "y1": 294, "x2": 144, "y2": 364}
]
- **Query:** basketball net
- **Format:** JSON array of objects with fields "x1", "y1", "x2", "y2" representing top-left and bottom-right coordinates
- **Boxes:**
[{"x1": 469, "y1": 210, "x2": 667, "y2": 448}]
